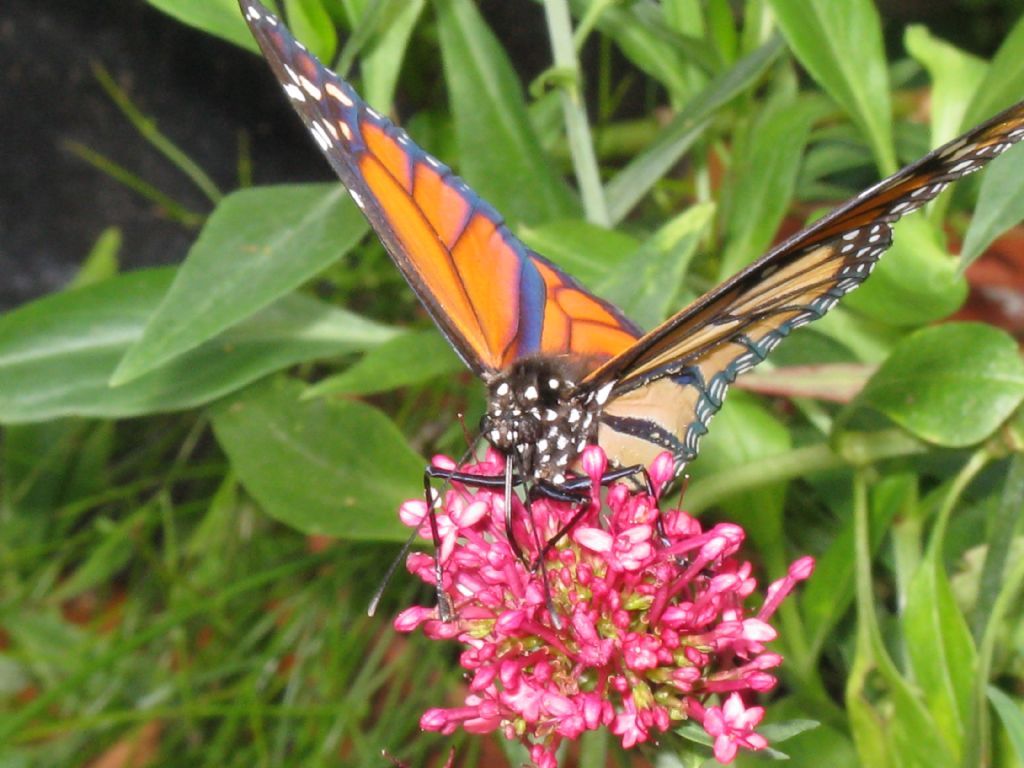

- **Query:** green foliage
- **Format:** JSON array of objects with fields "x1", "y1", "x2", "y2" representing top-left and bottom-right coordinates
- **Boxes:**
[{"x1": 4, "y1": 1, "x2": 1024, "y2": 766}]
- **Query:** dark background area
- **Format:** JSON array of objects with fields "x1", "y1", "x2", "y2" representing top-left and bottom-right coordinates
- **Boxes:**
[{"x1": 1, "y1": 0, "x2": 1018, "y2": 311}]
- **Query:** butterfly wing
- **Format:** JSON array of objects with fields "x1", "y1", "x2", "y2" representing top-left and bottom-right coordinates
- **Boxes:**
[
  {"x1": 240, "y1": 0, "x2": 641, "y2": 378},
  {"x1": 587, "y1": 101, "x2": 1024, "y2": 472}
]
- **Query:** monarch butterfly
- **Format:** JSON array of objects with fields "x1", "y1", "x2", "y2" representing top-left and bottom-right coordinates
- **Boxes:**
[{"x1": 239, "y1": 0, "x2": 1024, "y2": 500}]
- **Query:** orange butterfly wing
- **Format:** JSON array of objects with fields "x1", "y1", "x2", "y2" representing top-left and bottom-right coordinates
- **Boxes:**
[{"x1": 241, "y1": 0, "x2": 640, "y2": 378}]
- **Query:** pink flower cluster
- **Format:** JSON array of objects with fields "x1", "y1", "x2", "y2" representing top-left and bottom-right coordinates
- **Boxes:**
[{"x1": 395, "y1": 447, "x2": 813, "y2": 766}]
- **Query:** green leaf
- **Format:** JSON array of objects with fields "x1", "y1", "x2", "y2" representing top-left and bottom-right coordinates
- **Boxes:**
[
  {"x1": 434, "y1": 0, "x2": 576, "y2": 224},
  {"x1": 973, "y1": 454, "x2": 1024, "y2": 640},
  {"x1": 850, "y1": 665, "x2": 953, "y2": 766},
  {"x1": 768, "y1": 0, "x2": 895, "y2": 173},
  {"x1": 605, "y1": 35, "x2": 783, "y2": 223},
  {"x1": 841, "y1": 216, "x2": 967, "y2": 326},
  {"x1": 69, "y1": 228, "x2": 121, "y2": 290},
  {"x1": 210, "y1": 377, "x2": 422, "y2": 540},
  {"x1": 284, "y1": 0, "x2": 337, "y2": 61},
  {"x1": 904, "y1": 26, "x2": 987, "y2": 147},
  {"x1": 963, "y1": 13, "x2": 1024, "y2": 128},
  {"x1": 720, "y1": 94, "x2": 820, "y2": 277},
  {"x1": 518, "y1": 219, "x2": 637, "y2": 289},
  {"x1": 571, "y1": 0, "x2": 717, "y2": 102},
  {"x1": 0, "y1": 269, "x2": 396, "y2": 424},
  {"x1": 596, "y1": 203, "x2": 715, "y2": 330},
  {"x1": 988, "y1": 685, "x2": 1024, "y2": 763},
  {"x1": 694, "y1": 392, "x2": 791, "y2": 554},
  {"x1": 903, "y1": 553, "x2": 975, "y2": 754},
  {"x1": 303, "y1": 328, "x2": 462, "y2": 398},
  {"x1": 51, "y1": 511, "x2": 146, "y2": 601},
  {"x1": 858, "y1": 323, "x2": 1024, "y2": 447},
  {"x1": 147, "y1": 0, "x2": 255, "y2": 50},
  {"x1": 958, "y1": 145, "x2": 1024, "y2": 268},
  {"x1": 705, "y1": 0, "x2": 739, "y2": 65},
  {"x1": 802, "y1": 475, "x2": 908, "y2": 658},
  {"x1": 757, "y1": 719, "x2": 821, "y2": 744},
  {"x1": 112, "y1": 185, "x2": 368, "y2": 384},
  {"x1": 353, "y1": 0, "x2": 426, "y2": 110}
]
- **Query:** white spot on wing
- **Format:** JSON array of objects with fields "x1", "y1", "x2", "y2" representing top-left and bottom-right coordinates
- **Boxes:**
[
  {"x1": 324, "y1": 81, "x2": 353, "y2": 107},
  {"x1": 309, "y1": 121, "x2": 331, "y2": 151},
  {"x1": 300, "y1": 76, "x2": 321, "y2": 100}
]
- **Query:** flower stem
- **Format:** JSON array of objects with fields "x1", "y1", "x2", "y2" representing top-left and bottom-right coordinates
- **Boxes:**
[
  {"x1": 685, "y1": 430, "x2": 929, "y2": 513},
  {"x1": 541, "y1": 0, "x2": 610, "y2": 225}
]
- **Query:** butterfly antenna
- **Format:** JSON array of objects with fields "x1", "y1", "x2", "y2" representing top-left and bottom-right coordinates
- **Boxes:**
[
  {"x1": 456, "y1": 411, "x2": 476, "y2": 455},
  {"x1": 674, "y1": 472, "x2": 690, "y2": 510},
  {"x1": 367, "y1": 526, "x2": 421, "y2": 617}
]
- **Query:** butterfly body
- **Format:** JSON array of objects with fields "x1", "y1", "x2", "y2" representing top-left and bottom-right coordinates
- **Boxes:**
[
  {"x1": 240, "y1": 0, "x2": 1024, "y2": 492},
  {"x1": 482, "y1": 357, "x2": 612, "y2": 483}
]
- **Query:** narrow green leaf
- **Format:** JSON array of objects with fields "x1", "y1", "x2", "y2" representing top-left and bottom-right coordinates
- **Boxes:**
[
  {"x1": 757, "y1": 719, "x2": 821, "y2": 744},
  {"x1": 903, "y1": 554, "x2": 975, "y2": 754},
  {"x1": 356, "y1": 0, "x2": 426, "y2": 110},
  {"x1": 112, "y1": 185, "x2": 368, "y2": 384},
  {"x1": 146, "y1": 0, "x2": 255, "y2": 50},
  {"x1": 434, "y1": 0, "x2": 576, "y2": 224},
  {"x1": 958, "y1": 145, "x2": 1024, "y2": 268},
  {"x1": 768, "y1": 0, "x2": 895, "y2": 173},
  {"x1": 596, "y1": 203, "x2": 715, "y2": 330},
  {"x1": 0, "y1": 269, "x2": 395, "y2": 424},
  {"x1": 211, "y1": 377, "x2": 422, "y2": 540},
  {"x1": 963, "y1": 14, "x2": 1024, "y2": 128},
  {"x1": 695, "y1": 392, "x2": 791, "y2": 554},
  {"x1": 973, "y1": 455, "x2": 1024, "y2": 640},
  {"x1": 69, "y1": 228, "x2": 121, "y2": 290},
  {"x1": 51, "y1": 512, "x2": 146, "y2": 600},
  {"x1": 720, "y1": 95, "x2": 820, "y2": 277},
  {"x1": 303, "y1": 328, "x2": 461, "y2": 398},
  {"x1": 569, "y1": 0, "x2": 717, "y2": 102},
  {"x1": 858, "y1": 323, "x2": 1024, "y2": 447},
  {"x1": 989, "y1": 685, "x2": 1024, "y2": 763},
  {"x1": 605, "y1": 36, "x2": 783, "y2": 223},
  {"x1": 802, "y1": 475, "x2": 909, "y2": 658},
  {"x1": 904, "y1": 26, "x2": 987, "y2": 147},
  {"x1": 2, "y1": 421, "x2": 93, "y2": 549},
  {"x1": 283, "y1": 0, "x2": 337, "y2": 61},
  {"x1": 518, "y1": 220, "x2": 638, "y2": 290},
  {"x1": 705, "y1": 0, "x2": 738, "y2": 63}
]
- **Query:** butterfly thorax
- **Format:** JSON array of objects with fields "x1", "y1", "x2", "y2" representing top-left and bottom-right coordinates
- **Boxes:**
[{"x1": 481, "y1": 358, "x2": 610, "y2": 484}]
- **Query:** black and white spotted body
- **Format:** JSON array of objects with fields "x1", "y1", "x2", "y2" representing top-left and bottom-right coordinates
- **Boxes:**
[{"x1": 481, "y1": 358, "x2": 612, "y2": 485}]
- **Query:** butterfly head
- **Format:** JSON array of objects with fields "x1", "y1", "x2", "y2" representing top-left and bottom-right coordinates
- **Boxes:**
[{"x1": 481, "y1": 358, "x2": 612, "y2": 483}]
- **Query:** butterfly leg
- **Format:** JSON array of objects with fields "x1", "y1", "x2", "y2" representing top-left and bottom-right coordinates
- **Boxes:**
[
  {"x1": 529, "y1": 464, "x2": 655, "y2": 569},
  {"x1": 419, "y1": 469, "x2": 456, "y2": 621},
  {"x1": 421, "y1": 463, "x2": 531, "y2": 619}
]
